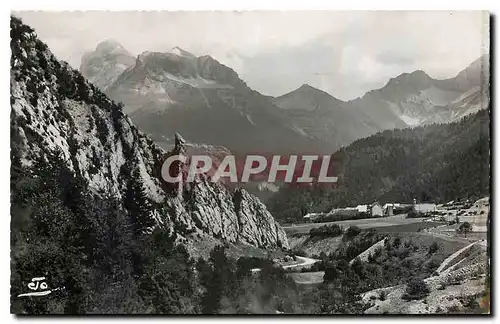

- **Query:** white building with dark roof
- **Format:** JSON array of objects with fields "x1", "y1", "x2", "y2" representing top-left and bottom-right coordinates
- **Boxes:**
[{"x1": 371, "y1": 202, "x2": 383, "y2": 217}]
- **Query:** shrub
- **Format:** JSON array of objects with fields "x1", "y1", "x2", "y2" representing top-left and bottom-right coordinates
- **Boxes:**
[
  {"x1": 291, "y1": 248, "x2": 308, "y2": 257},
  {"x1": 392, "y1": 236, "x2": 402, "y2": 248},
  {"x1": 379, "y1": 290, "x2": 387, "y2": 301},
  {"x1": 343, "y1": 226, "x2": 362, "y2": 241},
  {"x1": 323, "y1": 264, "x2": 340, "y2": 282},
  {"x1": 428, "y1": 242, "x2": 440, "y2": 254},
  {"x1": 406, "y1": 210, "x2": 423, "y2": 218},
  {"x1": 403, "y1": 279, "x2": 430, "y2": 301},
  {"x1": 309, "y1": 224, "x2": 343, "y2": 238},
  {"x1": 457, "y1": 222, "x2": 473, "y2": 237}
]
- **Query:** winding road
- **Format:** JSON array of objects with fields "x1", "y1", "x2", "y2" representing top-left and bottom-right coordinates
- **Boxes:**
[
  {"x1": 282, "y1": 256, "x2": 319, "y2": 269},
  {"x1": 251, "y1": 255, "x2": 319, "y2": 273}
]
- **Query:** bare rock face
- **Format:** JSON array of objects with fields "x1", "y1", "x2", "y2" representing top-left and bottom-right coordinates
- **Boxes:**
[
  {"x1": 235, "y1": 189, "x2": 288, "y2": 248},
  {"x1": 10, "y1": 17, "x2": 288, "y2": 251}
]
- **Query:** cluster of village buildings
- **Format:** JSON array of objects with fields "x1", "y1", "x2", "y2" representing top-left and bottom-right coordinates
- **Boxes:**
[
  {"x1": 304, "y1": 199, "x2": 437, "y2": 222},
  {"x1": 303, "y1": 197, "x2": 489, "y2": 222}
]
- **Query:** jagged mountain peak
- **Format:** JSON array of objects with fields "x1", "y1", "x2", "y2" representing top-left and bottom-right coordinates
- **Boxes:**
[
  {"x1": 278, "y1": 83, "x2": 344, "y2": 104},
  {"x1": 135, "y1": 50, "x2": 159, "y2": 63},
  {"x1": 299, "y1": 83, "x2": 336, "y2": 96},
  {"x1": 386, "y1": 69, "x2": 431, "y2": 87},
  {"x1": 170, "y1": 46, "x2": 196, "y2": 58},
  {"x1": 298, "y1": 83, "x2": 315, "y2": 90},
  {"x1": 80, "y1": 39, "x2": 135, "y2": 91},
  {"x1": 295, "y1": 83, "x2": 327, "y2": 95},
  {"x1": 94, "y1": 39, "x2": 131, "y2": 55}
]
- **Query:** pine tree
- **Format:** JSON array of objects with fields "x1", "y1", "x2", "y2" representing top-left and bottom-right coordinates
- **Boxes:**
[
  {"x1": 199, "y1": 245, "x2": 236, "y2": 314},
  {"x1": 124, "y1": 167, "x2": 155, "y2": 235}
]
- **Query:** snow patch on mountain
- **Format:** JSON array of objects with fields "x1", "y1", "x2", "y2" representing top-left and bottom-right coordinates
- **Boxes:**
[
  {"x1": 170, "y1": 46, "x2": 196, "y2": 59},
  {"x1": 400, "y1": 114, "x2": 421, "y2": 126}
]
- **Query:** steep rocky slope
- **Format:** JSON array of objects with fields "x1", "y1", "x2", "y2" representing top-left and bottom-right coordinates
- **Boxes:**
[{"x1": 10, "y1": 17, "x2": 288, "y2": 251}]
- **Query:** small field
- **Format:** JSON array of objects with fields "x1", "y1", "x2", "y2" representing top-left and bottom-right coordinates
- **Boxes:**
[
  {"x1": 188, "y1": 234, "x2": 286, "y2": 259},
  {"x1": 288, "y1": 235, "x2": 343, "y2": 254},
  {"x1": 370, "y1": 221, "x2": 446, "y2": 233},
  {"x1": 283, "y1": 215, "x2": 429, "y2": 235},
  {"x1": 287, "y1": 271, "x2": 325, "y2": 285}
]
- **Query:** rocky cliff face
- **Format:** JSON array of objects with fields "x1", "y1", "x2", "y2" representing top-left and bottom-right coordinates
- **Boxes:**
[{"x1": 10, "y1": 17, "x2": 288, "y2": 250}]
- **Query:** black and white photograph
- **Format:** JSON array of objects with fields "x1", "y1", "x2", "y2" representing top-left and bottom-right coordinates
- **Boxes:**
[{"x1": 9, "y1": 10, "x2": 491, "y2": 315}]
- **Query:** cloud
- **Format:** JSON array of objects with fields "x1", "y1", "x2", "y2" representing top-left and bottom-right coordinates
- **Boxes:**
[{"x1": 13, "y1": 11, "x2": 489, "y2": 100}]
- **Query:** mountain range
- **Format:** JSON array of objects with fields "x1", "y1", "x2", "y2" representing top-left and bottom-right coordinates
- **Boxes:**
[
  {"x1": 80, "y1": 41, "x2": 329, "y2": 154},
  {"x1": 80, "y1": 40, "x2": 489, "y2": 154}
]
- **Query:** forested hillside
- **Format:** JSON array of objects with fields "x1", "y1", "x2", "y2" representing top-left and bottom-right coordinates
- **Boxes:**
[{"x1": 268, "y1": 109, "x2": 490, "y2": 223}]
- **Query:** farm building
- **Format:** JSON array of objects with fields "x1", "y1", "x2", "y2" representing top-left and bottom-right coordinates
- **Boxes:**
[
  {"x1": 328, "y1": 204, "x2": 369, "y2": 217},
  {"x1": 371, "y1": 202, "x2": 383, "y2": 217},
  {"x1": 382, "y1": 203, "x2": 401, "y2": 216},
  {"x1": 303, "y1": 213, "x2": 324, "y2": 222},
  {"x1": 356, "y1": 205, "x2": 368, "y2": 213},
  {"x1": 329, "y1": 207, "x2": 358, "y2": 217},
  {"x1": 474, "y1": 197, "x2": 489, "y2": 209}
]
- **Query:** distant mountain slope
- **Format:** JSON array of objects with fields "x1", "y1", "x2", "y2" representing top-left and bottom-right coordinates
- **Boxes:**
[
  {"x1": 350, "y1": 55, "x2": 489, "y2": 128},
  {"x1": 273, "y1": 84, "x2": 380, "y2": 148},
  {"x1": 272, "y1": 53, "x2": 489, "y2": 151},
  {"x1": 10, "y1": 17, "x2": 288, "y2": 249},
  {"x1": 268, "y1": 109, "x2": 490, "y2": 223},
  {"x1": 81, "y1": 45, "x2": 330, "y2": 154}
]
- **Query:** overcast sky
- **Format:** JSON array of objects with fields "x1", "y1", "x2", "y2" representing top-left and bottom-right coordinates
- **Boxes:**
[{"x1": 14, "y1": 11, "x2": 489, "y2": 100}]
